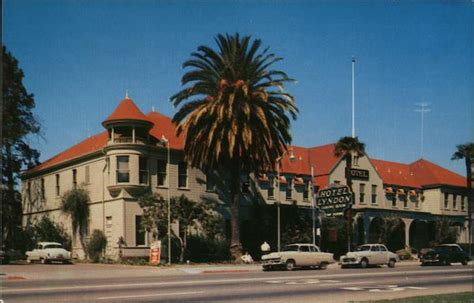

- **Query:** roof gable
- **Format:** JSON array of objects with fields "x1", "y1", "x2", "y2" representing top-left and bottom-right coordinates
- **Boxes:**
[{"x1": 102, "y1": 98, "x2": 149, "y2": 124}]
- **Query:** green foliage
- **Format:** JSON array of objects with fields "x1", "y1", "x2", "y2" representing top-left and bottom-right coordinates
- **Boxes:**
[
  {"x1": 138, "y1": 192, "x2": 223, "y2": 262},
  {"x1": 61, "y1": 187, "x2": 90, "y2": 257},
  {"x1": 321, "y1": 216, "x2": 347, "y2": 258},
  {"x1": 186, "y1": 234, "x2": 230, "y2": 262},
  {"x1": 171, "y1": 33, "x2": 298, "y2": 259},
  {"x1": 86, "y1": 230, "x2": 107, "y2": 263},
  {"x1": 15, "y1": 216, "x2": 71, "y2": 255},
  {"x1": 2, "y1": 46, "x2": 41, "y2": 249},
  {"x1": 434, "y1": 219, "x2": 459, "y2": 244}
]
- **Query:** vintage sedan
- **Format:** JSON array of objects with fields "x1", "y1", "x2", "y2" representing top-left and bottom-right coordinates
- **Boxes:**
[
  {"x1": 340, "y1": 244, "x2": 399, "y2": 268},
  {"x1": 420, "y1": 244, "x2": 470, "y2": 266},
  {"x1": 261, "y1": 243, "x2": 334, "y2": 271},
  {"x1": 26, "y1": 242, "x2": 72, "y2": 264}
]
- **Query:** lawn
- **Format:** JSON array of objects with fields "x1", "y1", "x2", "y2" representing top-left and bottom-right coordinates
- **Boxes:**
[{"x1": 355, "y1": 292, "x2": 473, "y2": 303}]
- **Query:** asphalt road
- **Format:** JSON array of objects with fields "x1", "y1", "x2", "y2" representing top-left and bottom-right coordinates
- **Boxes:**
[{"x1": 1, "y1": 264, "x2": 473, "y2": 303}]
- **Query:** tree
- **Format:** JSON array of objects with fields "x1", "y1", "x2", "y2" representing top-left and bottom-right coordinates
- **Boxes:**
[
  {"x1": 139, "y1": 193, "x2": 223, "y2": 263},
  {"x1": 171, "y1": 33, "x2": 298, "y2": 260},
  {"x1": 334, "y1": 136, "x2": 365, "y2": 251},
  {"x1": 452, "y1": 142, "x2": 474, "y2": 253},
  {"x1": 61, "y1": 187, "x2": 90, "y2": 258},
  {"x1": 86, "y1": 230, "x2": 107, "y2": 263},
  {"x1": 2, "y1": 46, "x2": 41, "y2": 250}
]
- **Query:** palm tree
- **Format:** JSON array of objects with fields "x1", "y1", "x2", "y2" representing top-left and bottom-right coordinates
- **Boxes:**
[
  {"x1": 452, "y1": 143, "x2": 474, "y2": 254},
  {"x1": 171, "y1": 33, "x2": 298, "y2": 260},
  {"x1": 61, "y1": 187, "x2": 90, "y2": 259},
  {"x1": 334, "y1": 136, "x2": 365, "y2": 251}
]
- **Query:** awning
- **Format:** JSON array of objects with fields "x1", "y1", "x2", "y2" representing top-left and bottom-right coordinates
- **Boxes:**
[
  {"x1": 258, "y1": 173, "x2": 269, "y2": 182},
  {"x1": 279, "y1": 176, "x2": 287, "y2": 184},
  {"x1": 397, "y1": 189, "x2": 406, "y2": 195},
  {"x1": 385, "y1": 187, "x2": 394, "y2": 194},
  {"x1": 408, "y1": 190, "x2": 417, "y2": 197}
]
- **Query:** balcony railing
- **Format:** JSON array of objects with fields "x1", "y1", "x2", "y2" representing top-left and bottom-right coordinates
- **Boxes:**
[{"x1": 109, "y1": 136, "x2": 148, "y2": 145}]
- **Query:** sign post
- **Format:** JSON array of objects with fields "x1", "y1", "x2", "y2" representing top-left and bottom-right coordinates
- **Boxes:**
[{"x1": 149, "y1": 240, "x2": 161, "y2": 265}]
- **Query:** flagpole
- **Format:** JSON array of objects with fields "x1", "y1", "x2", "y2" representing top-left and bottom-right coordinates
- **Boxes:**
[{"x1": 352, "y1": 56, "x2": 355, "y2": 138}]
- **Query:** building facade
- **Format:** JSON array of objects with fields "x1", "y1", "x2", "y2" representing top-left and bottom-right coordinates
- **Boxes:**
[{"x1": 22, "y1": 97, "x2": 470, "y2": 259}]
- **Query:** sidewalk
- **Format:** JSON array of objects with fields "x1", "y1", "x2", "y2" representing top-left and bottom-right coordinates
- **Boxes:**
[{"x1": 0, "y1": 259, "x2": 427, "y2": 281}]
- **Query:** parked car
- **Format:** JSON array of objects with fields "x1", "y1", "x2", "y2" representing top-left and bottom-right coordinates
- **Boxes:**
[
  {"x1": 420, "y1": 244, "x2": 470, "y2": 266},
  {"x1": 26, "y1": 242, "x2": 72, "y2": 264},
  {"x1": 340, "y1": 244, "x2": 399, "y2": 268},
  {"x1": 261, "y1": 243, "x2": 334, "y2": 271}
]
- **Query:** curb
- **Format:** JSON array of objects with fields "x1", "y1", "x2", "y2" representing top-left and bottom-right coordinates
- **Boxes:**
[{"x1": 202, "y1": 269, "x2": 251, "y2": 274}]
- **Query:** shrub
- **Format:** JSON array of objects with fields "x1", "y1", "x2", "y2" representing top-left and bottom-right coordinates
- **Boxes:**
[
  {"x1": 86, "y1": 229, "x2": 107, "y2": 262},
  {"x1": 186, "y1": 235, "x2": 230, "y2": 262},
  {"x1": 396, "y1": 248, "x2": 413, "y2": 260}
]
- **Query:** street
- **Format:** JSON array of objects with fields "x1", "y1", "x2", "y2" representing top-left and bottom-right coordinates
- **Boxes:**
[{"x1": 1, "y1": 263, "x2": 472, "y2": 302}]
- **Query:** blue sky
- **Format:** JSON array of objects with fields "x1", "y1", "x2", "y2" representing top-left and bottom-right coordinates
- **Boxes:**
[{"x1": 4, "y1": 0, "x2": 473, "y2": 175}]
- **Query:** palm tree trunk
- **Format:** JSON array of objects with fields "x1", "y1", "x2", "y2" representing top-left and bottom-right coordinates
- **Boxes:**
[
  {"x1": 229, "y1": 168, "x2": 242, "y2": 261},
  {"x1": 345, "y1": 154, "x2": 353, "y2": 252},
  {"x1": 466, "y1": 158, "x2": 472, "y2": 256}
]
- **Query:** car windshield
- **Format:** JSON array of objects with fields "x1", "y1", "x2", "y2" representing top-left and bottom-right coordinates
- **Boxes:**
[
  {"x1": 44, "y1": 244, "x2": 63, "y2": 249},
  {"x1": 355, "y1": 245, "x2": 371, "y2": 251},
  {"x1": 282, "y1": 245, "x2": 299, "y2": 252}
]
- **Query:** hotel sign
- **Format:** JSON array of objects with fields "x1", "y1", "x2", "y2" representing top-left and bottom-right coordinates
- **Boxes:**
[
  {"x1": 316, "y1": 186, "x2": 353, "y2": 216},
  {"x1": 349, "y1": 168, "x2": 369, "y2": 180}
]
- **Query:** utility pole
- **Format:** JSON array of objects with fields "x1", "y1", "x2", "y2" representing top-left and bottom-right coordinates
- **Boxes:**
[
  {"x1": 352, "y1": 56, "x2": 356, "y2": 138},
  {"x1": 414, "y1": 103, "x2": 431, "y2": 158}
]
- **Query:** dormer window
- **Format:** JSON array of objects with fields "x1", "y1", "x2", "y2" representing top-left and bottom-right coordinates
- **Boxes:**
[{"x1": 117, "y1": 156, "x2": 130, "y2": 183}]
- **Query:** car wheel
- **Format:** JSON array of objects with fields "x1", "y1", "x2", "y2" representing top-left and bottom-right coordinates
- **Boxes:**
[
  {"x1": 40, "y1": 258, "x2": 49, "y2": 264},
  {"x1": 388, "y1": 259, "x2": 396, "y2": 268},
  {"x1": 441, "y1": 259, "x2": 449, "y2": 266},
  {"x1": 461, "y1": 260, "x2": 468, "y2": 266},
  {"x1": 319, "y1": 262, "x2": 328, "y2": 270},
  {"x1": 286, "y1": 259, "x2": 296, "y2": 271},
  {"x1": 341, "y1": 264, "x2": 348, "y2": 269},
  {"x1": 360, "y1": 258, "x2": 368, "y2": 268}
]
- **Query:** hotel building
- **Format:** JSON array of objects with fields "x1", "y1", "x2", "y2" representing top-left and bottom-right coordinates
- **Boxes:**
[{"x1": 21, "y1": 97, "x2": 471, "y2": 259}]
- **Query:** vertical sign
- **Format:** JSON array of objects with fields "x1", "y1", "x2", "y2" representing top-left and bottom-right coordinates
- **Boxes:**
[{"x1": 149, "y1": 240, "x2": 161, "y2": 265}]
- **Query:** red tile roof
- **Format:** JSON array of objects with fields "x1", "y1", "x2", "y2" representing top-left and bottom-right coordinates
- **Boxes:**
[
  {"x1": 25, "y1": 132, "x2": 108, "y2": 174},
  {"x1": 372, "y1": 159, "x2": 422, "y2": 188},
  {"x1": 102, "y1": 97, "x2": 150, "y2": 125},
  {"x1": 372, "y1": 158, "x2": 466, "y2": 188},
  {"x1": 410, "y1": 159, "x2": 466, "y2": 187},
  {"x1": 147, "y1": 112, "x2": 184, "y2": 150}
]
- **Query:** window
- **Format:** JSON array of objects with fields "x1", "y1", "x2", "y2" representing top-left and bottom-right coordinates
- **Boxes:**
[
  {"x1": 286, "y1": 178, "x2": 293, "y2": 200},
  {"x1": 334, "y1": 180, "x2": 341, "y2": 185},
  {"x1": 379, "y1": 245, "x2": 387, "y2": 251},
  {"x1": 106, "y1": 216, "x2": 112, "y2": 228},
  {"x1": 85, "y1": 166, "x2": 90, "y2": 184},
  {"x1": 444, "y1": 193, "x2": 449, "y2": 209},
  {"x1": 303, "y1": 181, "x2": 309, "y2": 200},
  {"x1": 353, "y1": 155, "x2": 359, "y2": 166},
  {"x1": 370, "y1": 246, "x2": 380, "y2": 252},
  {"x1": 178, "y1": 162, "x2": 187, "y2": 188},
  {"x1": 359, "y1": 183, "x2": 365, "y2": 203},
  {"x1": 139, "y1": 157, "x2": 148, "y2": 184},
  {"x1": 371, "y1": 185, "x2": 377, "y2": 204},
  {"x1": 117, "y1": 156, "x2": 130, "y2": 183},
  {"x1": 55, "y1": 174, "x2": 60, "y2": 196},
  {"x1": 403, "y1": 197, "x2": 408, "y2": 208},
  {"x1": 299, "y1": 245, "x2": 310, "y2": 252},
  {"x1": 72, "y1": 169, "x2": 77, "y2": 189},
  {"x1": 392, "y1": 195, "x2": 396, "y2": 207},
  {"x1": 41, "y1": 178, "x2": 45, "y2": 199},
  {"x1": 268, "y1": 177, "x2": 274, "y2": 199},
  {"x1": 453, "y1": 194, "x2": 457, "y2": 210},
  {"x1": 135, "y1": 216, "x2": 146, "y2": 246},
  {"x1": 27, "y1": 181, "x2": 31, "y2": 201},
  {"x1": 157, "y1": 160, "x2": 167, "y2": 186},
  {"x1": 462, "y1": 196, "x2": 466, "y2": 211}
]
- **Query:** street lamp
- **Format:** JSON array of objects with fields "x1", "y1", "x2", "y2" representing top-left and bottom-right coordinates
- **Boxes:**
[
  {"x1": 161, "y1": 135, "x2": 171, "y2": 265},
  {"x1": 276, "y1": 148, "x2": 295, "y2": 252}
]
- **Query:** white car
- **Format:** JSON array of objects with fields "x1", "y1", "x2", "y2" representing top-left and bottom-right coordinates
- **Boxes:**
[
  {"x1": 26, "y1": 242, "x2": 72, "y2": 264},
  {"x1": 261, "y1": 243, "x2": 334, "y2": 271},
  {"x1": 340, "y1": 244, "x2": 399, "y2": 268}
]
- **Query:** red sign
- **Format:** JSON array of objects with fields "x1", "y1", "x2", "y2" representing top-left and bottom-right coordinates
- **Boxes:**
[{"x1": 149, "y1": 241, "x2": 161, "y2": 265}]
